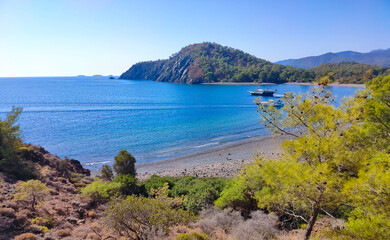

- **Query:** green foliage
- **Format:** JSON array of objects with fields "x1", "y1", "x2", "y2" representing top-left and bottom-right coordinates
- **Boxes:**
[
  {"x1": 175, "y1": 178, "x2": 226, "y2": 214},
  {"x1": 143, "y1": 175, "x2": 227, "y2": 214},
  {"x1": 143, "y1": 174, "x2": 175, "y2": 194},
  {"x1": 341, "y1": 153, "x2": 390, "y2": 239},
  {"x1": 103, "y1": 184, "x2": 194, "y2": 240},
  {"x1": 177, "y1": 232, "x2": 209, "y2": 240},
  {"x1": 216, "y1": 75, "x2": 390, "y2": 239},
  {"x1": 13, "y1": 180, "x2": 49, "y2": 211},
  {"x1": 81, "y1": 175, "x2": 144, "y2": 203},
  {"x1": 0, "y1": 107, "x2": 37, "y2": 179},
  {"x1": 101, "y1": 164, "x2": 114, "y2": 181},
  {"x1": 121, "y1": 42, "x2": 311, "y2": 84},
  {"x1": 80, "y1": 179, "x2": 121, "y2": 203},
  {"x1": 113, "y1": 174, "x2": 143, "y2": 196},
  {"x1": 218, "y1": 81, "x2": 388, "y2": 239},
  {"x1": 335, "y1": 75, "x2": 390, "y2": 240},
  {"x1": 31, "y1": 216, "x2": 54, "y2": 228},
  {"x1": 310, "y1": 62, "x2": 390, "y2": 84},
  {"x1": 113, "y1": 150, "x2": 136, "y2": 176},
  {"x1": 362, "y1": 74, "x2": 390, "y2": 152},
  {"x1": 214, "y1": 161, "x2": 266, "y2": 215}
]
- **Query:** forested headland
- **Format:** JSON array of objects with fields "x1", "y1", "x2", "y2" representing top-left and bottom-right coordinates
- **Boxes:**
[{"x1": 120, "y1": 42, "x2": 390, "y2": 84}]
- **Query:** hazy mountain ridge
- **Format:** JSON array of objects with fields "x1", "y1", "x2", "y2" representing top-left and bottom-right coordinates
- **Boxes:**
[{"x1": 277, "y1": 48, "x2": 390, "y2": 68}]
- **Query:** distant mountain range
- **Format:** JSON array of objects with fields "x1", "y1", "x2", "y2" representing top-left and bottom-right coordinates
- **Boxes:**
[
  {"x1": 276, "y1": 49, "x2": 390, "y2": 69},
  {"x1": 120, "y1": 43, "x2": 390, "y2": 84}
]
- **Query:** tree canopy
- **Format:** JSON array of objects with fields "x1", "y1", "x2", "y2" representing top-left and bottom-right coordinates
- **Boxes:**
[{"x1": 216, "y1": 75, "x2": 390, "y2": 239}]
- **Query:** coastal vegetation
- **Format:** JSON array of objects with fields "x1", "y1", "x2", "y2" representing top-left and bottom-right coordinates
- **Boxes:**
[
  {"x1": 0, "y1": 107, "x2": 37, "y2": 180},
  {"x1": 310, "y1": 62, "x2": 390, "y2": 84},
  {"x1": 0, "y1": 74, "x2": 389, "y2": 239},
  {"x1": 120, "y1": 42, "x2": 390, "y2": 84},
  {"x1": 216, "y1": 74, "x2": 390, "y2": 239}
]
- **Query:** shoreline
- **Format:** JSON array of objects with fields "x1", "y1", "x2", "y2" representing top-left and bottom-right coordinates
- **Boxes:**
[
  {"x1": 201, "y1": 82, "x2": 275, "y2": 85},
  {"x1": 285, "y1": 82, "x2": 365, "y2": 88},
  {"x1": 135, "y1": 134, "x2": 292, "y2": 180},
  {"x1": 201, "y1": 82, "x2": 365, "y2": 88}
]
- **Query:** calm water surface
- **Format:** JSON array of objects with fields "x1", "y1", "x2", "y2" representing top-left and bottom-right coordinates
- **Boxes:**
[{"x1": 0, "y1": 77, "x2": 362, "y2": 169}]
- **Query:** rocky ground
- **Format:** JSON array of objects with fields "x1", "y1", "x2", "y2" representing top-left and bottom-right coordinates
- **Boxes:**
[{"x1": 0, "y1": 144, "x2": 113, "y2": 240}]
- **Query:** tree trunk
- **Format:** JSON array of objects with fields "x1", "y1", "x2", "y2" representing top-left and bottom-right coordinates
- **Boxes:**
[
  {"x1": 304, "y1": 206, "x2": 320, "y2": 240},
  {"x1": 32, "y1": 195, "x2": 36, "y2": 211}
]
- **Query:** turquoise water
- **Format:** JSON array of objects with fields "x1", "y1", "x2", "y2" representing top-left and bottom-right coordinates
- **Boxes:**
[{"x1": 0, "y1": 77, "x2": 361, "y2": 169}]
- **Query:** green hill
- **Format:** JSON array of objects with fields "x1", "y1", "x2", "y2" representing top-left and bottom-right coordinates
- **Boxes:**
[{"x1": 120, "y1": 43, "x2": 311, "y2": 84}]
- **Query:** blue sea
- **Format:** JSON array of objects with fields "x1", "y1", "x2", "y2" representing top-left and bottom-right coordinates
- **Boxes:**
[{"x1": 0, "y1": 76, "x2": 362, "y2": 169}]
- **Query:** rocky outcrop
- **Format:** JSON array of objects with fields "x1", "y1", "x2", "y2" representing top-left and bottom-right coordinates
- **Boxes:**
[
  {"x1": 21, "y1": 144, "x2": 90, "y2": 176},
  {"x1": 0, "y1": 144, "x2": 100, "y2": 239},
  {"x1": 120, "y1": 60, "x2": 167, "y2": 81}
]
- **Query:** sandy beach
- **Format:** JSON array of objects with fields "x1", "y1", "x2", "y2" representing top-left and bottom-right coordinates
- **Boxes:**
[
  {"x1": 136, "y1": 134, "x2": 292, "y2": 180},
  {"x1": 201, "y1": 82, "x2": 275, "y2": 85},
  {"x1": 201, "y1": 82, "x2": 365, "y2": 88},
  {"x1": 285, "y1": 82, "x2": 365, "y2": 88}
]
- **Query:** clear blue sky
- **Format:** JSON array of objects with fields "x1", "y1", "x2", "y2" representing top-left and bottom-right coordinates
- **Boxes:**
[{"x1": 0, "y1": 0, "x2": 389, "y2": 77}]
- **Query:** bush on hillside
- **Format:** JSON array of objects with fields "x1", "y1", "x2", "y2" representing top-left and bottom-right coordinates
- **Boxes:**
[
  {"x1": 80, "y1": 179, "x2": 121, "y2": 203},
  {"x1": 101, "y1": 164, "x2": 114, "y2": 181},
  {"x1": 13, "y1": 180, "x2": 49, "y2": 211},
  {"x1": 0, "y1": 107, "x2": 38, "y2": 179},
  {"x1": 113, "y1": 150, "x2": 136, "y2": 176},
  {"x1": 103, "y1": 187, "x2": 194, "y2": 240}
]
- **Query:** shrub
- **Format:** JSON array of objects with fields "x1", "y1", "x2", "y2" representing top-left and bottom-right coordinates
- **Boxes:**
[
  {"x1": 103, "y1": 187, "x2": 194, "y2": 240},
  {"x1": 31, "y1": 216, "x2": 54, "y2": 228},
  {"x1": 113, "y1": 174, "x2": 140, "y2": 195},
  {"x1": 56, "y1": 228, "x2": 72, "y2": 237},
  {"x1": 191, "y1": 208, "x2": 278, "y2": 239},
  {"x1": 170, "y1": 176, "x2": 196, "y2": 196},
  {"x1": 101, "y1": 164, "x2": 114, "y2": 181},
  {"x1": 41, "y1": 226, "x2": 49, "y2": 233},
  {"x1": 113, "y1": 150, "x2": 136, "y2": 176},
  {"x1": 143, "y1": 176, "x2": 226, "y2": 213},
  {"x1": 14, "y1": 233, "x2": 39, "y2": 240},
  {"x1": 86, "y1": 232, "x2": 100, "y2": 240},
  {"x1": 229, "y1": 211, "x2": 278, "y2": 240},
  {"x1": 181, "y1": 178, "x2": 226, "y2": 214},
  {"x1": 72, "y1": 225, "x2": 93, "y2": 239},
  {"x1": 0, "y1": 107, "x2": 38, "y2": 180},
  {"x1": 193, "y1": 208, "x2": 243, "y2": 236},
  {"x1": 13, "y1": 180, "x2": 49, "y2": 211},
  {"x1": 87, "y1": 210, "x2": 96, "y2": 218},
  {"x1": 80, "y1": 179, "x2": 121, "y2": 203},
  {"x1": 143, "y1": 174, "x2": 175, "y2": 195},
  {"x1": 0, "y1": 207, "x2": 16, "y2": 218},
  {"x1": 177, "y1": 232, "x2": 209, "y2": 240},
  {"x1": 29, "y1": 223, "x2": 45, "y2": 233}
]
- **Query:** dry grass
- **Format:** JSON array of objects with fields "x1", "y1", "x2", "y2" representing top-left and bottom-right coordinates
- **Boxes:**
[
  {"x1": 189, "y1": 208, "x2": 279, "y2": 240},
  {"x1": 55, "y1": 228, "x2": 72, "y2": 238},
  {"x1": 14, "y1": 233, "x2": 40, "y2": 240},
  {"x1": 0, "y1": 207, "x2": 16, "y2": 218}
]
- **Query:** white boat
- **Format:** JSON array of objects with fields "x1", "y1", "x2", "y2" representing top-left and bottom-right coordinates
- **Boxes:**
[
  {"x1": 259, "y1": 99, "x2": 284, "y2": 107},
  {"x1": 274, "y1": 92, "x2": 294, "y2": 98}
]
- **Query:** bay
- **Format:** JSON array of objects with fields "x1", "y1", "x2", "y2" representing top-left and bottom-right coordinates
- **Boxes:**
[{"x1": 0, "y1": 76, "x2": 361, "y2": 169}]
